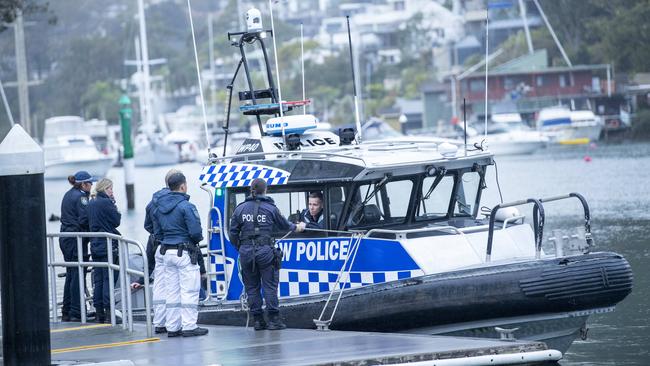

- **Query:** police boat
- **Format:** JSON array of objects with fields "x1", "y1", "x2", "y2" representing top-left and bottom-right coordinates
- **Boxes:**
[{"x1": 193, "y1": 12, "x2": 633, "y2": 354}]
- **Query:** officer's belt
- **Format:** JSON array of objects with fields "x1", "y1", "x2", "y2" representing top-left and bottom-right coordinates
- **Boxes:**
[
  {"x1": 160, "y1": 243, "x2": 195, "y2": 253},
  {"x1": 238, "y1": 235, "x2": 274, "y2": 246}
]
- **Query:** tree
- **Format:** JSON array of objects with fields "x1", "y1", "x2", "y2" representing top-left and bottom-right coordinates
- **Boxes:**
[{"x1": 0, "y1": 0, "x2": 52, "y2": 32}]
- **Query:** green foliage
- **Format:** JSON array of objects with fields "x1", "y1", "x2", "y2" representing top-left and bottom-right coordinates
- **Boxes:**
[
  {"x1": 631, "y1": 109, "x2": 650, "y2": 140},
  {"x1": 80, "y1": 81, "x2": 122, "y2": 122},
  {"x1": 495, "y1": 0, "x2": 650, "y2": 73}
]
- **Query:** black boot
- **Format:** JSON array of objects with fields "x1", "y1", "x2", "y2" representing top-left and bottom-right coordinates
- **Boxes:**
[
  {"x1": 253, "y1": 313, "x2": 267, "y2": 331},
  {"x1": 267, "y1": 313, "x2": 286, "y2": 330},
  {"x1": 95, "y1": 307, "x2": 106, "y2": 324}
]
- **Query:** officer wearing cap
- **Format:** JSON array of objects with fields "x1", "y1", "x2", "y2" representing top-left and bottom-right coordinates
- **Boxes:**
[
  {"x1": 59, "y1": 170, "x2": 95, "y2": 321},
  {"x1": 154, "y1": 171, "x2": 208, "y2": 337},
  {"x1": 230, "y1": 178, "x2": 306, "y2": 330}
]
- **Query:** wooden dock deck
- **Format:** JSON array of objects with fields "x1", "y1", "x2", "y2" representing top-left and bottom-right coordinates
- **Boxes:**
[{"x1": 40, "y1": 322, "x2": 564, "y2": 365}]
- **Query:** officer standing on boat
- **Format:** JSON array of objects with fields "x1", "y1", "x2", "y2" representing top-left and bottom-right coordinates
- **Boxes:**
[
  {"x1": 154, "y1": 171, "x2": 208, "y2": 337},
  {"x1": 59, "y1": 170, "x2": 95, "y2": 321},
  {"x1": 230, "y1": 178, "x2": 305, "y2": 330}
]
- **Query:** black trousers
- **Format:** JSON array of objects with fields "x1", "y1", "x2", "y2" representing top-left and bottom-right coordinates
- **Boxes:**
[
  {"x1": 239, "y1": 245, "x2": 279, "y2": 316},
  {"x1": 60, "y1": 238, "x2": 87, "y2": 318}
]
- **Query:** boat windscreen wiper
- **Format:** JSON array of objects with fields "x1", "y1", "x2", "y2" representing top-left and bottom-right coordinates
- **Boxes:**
[
  {"x1": 361, "y1": 175, "x2": 390, "y2": 206},
  {"x1": 423, "y1": 168, "x2": 447, "y2": 200}
]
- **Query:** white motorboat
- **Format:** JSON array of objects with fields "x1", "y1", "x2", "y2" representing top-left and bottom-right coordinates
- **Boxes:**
[
  {"x1": 133, "y1": 132, "x2": 178, "y2": 167},
  {"x1": 42, "y1": 116, "x2": 114, "y2": 179},
  {"x1": 537, "y1": 107, "x2": 603, "y2": 145},
  {"x1": 473, "y1": 113, "x2": 547, "y2": 156},
  {"x1": 44, "y1": 136, "x2": 114, "y2": 180}
]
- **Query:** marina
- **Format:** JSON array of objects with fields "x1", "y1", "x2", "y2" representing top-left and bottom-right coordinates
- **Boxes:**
[{"x1": 1, "y1": 0, "x2": 649, "y2": 365}]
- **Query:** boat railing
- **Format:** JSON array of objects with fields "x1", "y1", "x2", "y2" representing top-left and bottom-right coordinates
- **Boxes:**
[
  {"x1": 487, "y1": 198, "x2": 545, "y2": 262},
  {"x1": 200, "y1": 184, "x2": 230, "y2": 302},
  {"x1": 209, "y1": 150, "x2": 367, "y2": 166},
  {"x1": 486, "y1": 192, "x2": 593, "y2": 262},
  {"x1": 46, "y1": 232, "x2": 153, "y2": 337},
  {"x1": 539, "y1": 192, "x2": 593, "y2": 248}
]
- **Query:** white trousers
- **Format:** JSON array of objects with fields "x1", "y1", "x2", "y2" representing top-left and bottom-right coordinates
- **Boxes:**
[
  {"x1": 152, "y1": 246, "x2": 167, "y2": 328},
  {"x1": 163, "y1": 249, "x2": 200, "y2": 332}
]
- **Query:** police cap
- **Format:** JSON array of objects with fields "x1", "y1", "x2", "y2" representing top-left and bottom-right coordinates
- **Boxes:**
[
  {"x1": 251, "y1": 178, "x2": 267, "y2": 196},
  {"x1": 73, "y1": 170, "x2": 97, "y2": 183}
]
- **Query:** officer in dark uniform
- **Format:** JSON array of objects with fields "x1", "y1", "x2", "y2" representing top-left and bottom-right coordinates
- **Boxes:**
[
  {"x1": 299, "y1": 191, "x2": 325, "y2": 230},
  {"x1": 59, "y1": 170, "x2": 95, "y2": 321},
  {"x1": 230, "y1": 178, "x2": 306, "y2": 330}
]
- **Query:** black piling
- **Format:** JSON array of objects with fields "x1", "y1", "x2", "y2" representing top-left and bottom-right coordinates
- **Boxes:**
[{"x1": 0, "y1": 125, "x2": 51, "y2": 365}]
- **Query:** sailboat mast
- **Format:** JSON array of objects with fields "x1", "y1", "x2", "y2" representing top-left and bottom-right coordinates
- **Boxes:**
[{"x1": 137, "y1": 0, "x2": 153, "y2": 130}]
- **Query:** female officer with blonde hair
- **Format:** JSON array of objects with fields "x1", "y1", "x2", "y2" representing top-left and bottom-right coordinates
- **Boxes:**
[{"x1": 88, "y1": 178, "x2": 121, "y2": 323}]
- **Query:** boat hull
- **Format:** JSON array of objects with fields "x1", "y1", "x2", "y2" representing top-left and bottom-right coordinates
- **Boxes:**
[
  {"x1": 134, "y1": 143, "x2": 179, "y2": 167},
  {"x1": 45, "y1": 156, "x2": 114, "y2": 179},
  {"x1": 197, "y1": 251, "x2": 632, "y2": 353}
]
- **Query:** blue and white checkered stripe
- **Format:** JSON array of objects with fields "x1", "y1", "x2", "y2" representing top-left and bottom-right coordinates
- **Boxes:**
[
  {"x1": 199, "y1": 163, "x2": 290, "y2": 188},
  {"x1": 278, "y1": 269, "x2": 425, "y2": 297}
]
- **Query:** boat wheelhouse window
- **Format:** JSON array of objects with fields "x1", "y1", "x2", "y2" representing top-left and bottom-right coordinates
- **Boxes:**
[
  {"x1": 416, "y1": 175, "x2": 454, "y2": 220},
  {"x1": 347, "y1": 178, "x2": 414, "y2": 228},
  {"x1": 454, "y1": 171, "x2": 480, "y2": 217},
  {"x1": 227, "y1": 186, "x2": 347, "y2": 234}
]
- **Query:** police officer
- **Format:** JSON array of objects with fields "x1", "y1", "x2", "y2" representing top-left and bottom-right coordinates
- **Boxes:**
[
  {"x1": 141, "y1": 169, "x2": 179, "y2": 334},
  {"x1": 59, "y1": 170, "x2": 95, "y2": 321},
  {"x1": 300, "y1": 191, "x2": 325, "y2": 230},
  {"x1": 87, "y1": 178, "x2": 121, "y2": 323},
  {"x1": 153, "y1": 171, "x2": 208, "y2": 337},
  {"x1": 230, "y1": 178, "x2": 306, "y2": 330}
]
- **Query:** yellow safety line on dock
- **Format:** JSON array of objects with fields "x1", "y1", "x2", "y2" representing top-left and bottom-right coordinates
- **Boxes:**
[
  {"x1": 51, "y1": 324, "x2": 113, "y2": 333},
  {"x1": 51, "y1": 337, "x2": 160, "y2": 354}
]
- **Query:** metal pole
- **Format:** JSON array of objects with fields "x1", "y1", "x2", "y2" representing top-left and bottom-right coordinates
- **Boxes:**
[
  {"x1": 484, "y1": 9, "x2": 489, "y2": 139},
  {"x1": 137, "y1": 0, "x2": 153, "y2": 129},
  {"x1": 0, "y1": 77, "x2": 16, "y2": 125},
  {"x1": 346, "y1": 16, "x2": 363, "y2": 142},
  {"x1": 268, "y1": 0, "x2": 286, "y2": 141},
  {"x1": 14, "y1": 10, "x2": 31, "y2": 136},
  {"x1": 301, "y1": 23, "x2": 306, "y2": 114},
  {"x1": 76, "y1": 236, "x2": 86, "y2": 323},
  {"x1": 119, "y1": 95, "x2": 136, "y2": 210},
  {"x1": 0, "y1": 124, "x2": 51, "y2": 365},
  {"x1": 48, "y1": 237, "x2": 58, "y2": 323},
  {"x1": 607, "y1": 64, "x2": 612, "y2": 97},
  {"x1": 186, "y1": 0, "x2": 211, "y2": 152},
  {"x1": 518, "y1": 0, "x2": 534, "y2": 54},
  {"x1": 108, "y1": 238, "x2": 116, "y2": 326},
  {"x1": 533, "y1": 0, "x2": 572, "y2": 67},
  {"x1": 119, "y1": 243, "x2": 128, "y2": 330}
]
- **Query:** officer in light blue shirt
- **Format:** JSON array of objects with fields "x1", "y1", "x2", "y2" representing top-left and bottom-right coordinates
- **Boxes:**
[{"x1": 230, "y1": 178, "x2": 305, "y2": 330}]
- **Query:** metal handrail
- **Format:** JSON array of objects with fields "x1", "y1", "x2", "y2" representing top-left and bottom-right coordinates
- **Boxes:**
[
  {"x1": 46, "y1": 232, "x2": 153, "y2": 337},
  {"x1": 486, "y1": 198, "x2": 545, "y2": 262},
  {"x1": 200, "y1": 185, "x2": 230, "y2": 301},
  {"x1": 539, "y1": 192, "x2": 594, "y2": 248}
]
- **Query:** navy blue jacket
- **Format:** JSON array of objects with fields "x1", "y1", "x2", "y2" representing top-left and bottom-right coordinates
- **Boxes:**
[
  {"x1": 60, "y1": 187, "x2": 90, "y2": 233},
  {"x1": 154, "y1": 190, "x2": 203, "y2": 246},
  {"x1": 88, "y1": 192, "x2": 121, "y2": 257},
  {"x1": 230, "y1": 195, "x2": 296, "y2": 246},
  {"x1": 144, "y1": 188, "x2": 168, "y2": 240},
  {"x1": 300, "y1": 208, "x2": 325, "y2": 230},
  {"x1": 60, "y1": 187, "x2": 91, "y2": 256}
]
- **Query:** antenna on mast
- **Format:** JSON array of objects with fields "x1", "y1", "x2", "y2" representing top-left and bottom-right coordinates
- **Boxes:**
[
  {"x1": 300, "y1": 23, "x2": 306, "y2": 115},
  {"x1": 346, "y1": 16, "x2": 362, "y2": 143},
  {"x1": 484, "y1": 6, "x2": 489, "y2": 141},
  {"x1": 268, "y1": 0, "x2": 286, "y2": 145},
  {"x1": 186, "y1": 0, "x2": 212, "y2": 156}
]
